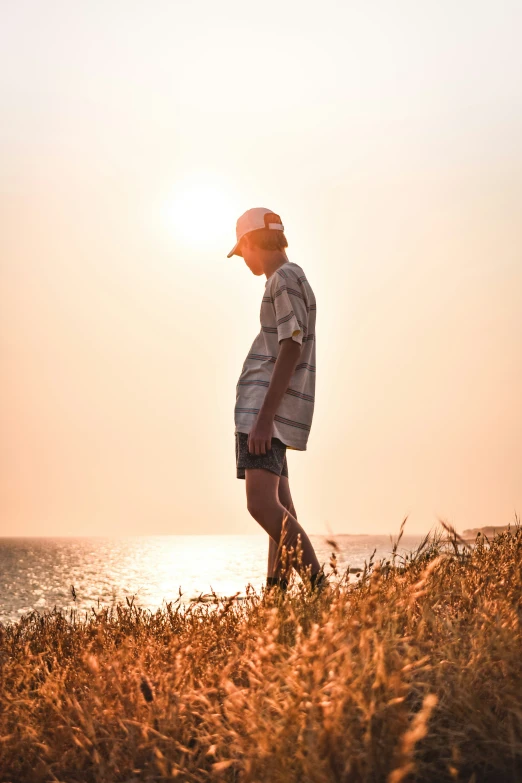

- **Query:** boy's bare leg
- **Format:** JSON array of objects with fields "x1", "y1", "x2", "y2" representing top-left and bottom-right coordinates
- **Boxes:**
[
  {"x1": 267, "y1": 476, "x2": 298, "y2": 578},
  {"x1": 245, "y1": 468, "x2": 320, "y2": 581}
]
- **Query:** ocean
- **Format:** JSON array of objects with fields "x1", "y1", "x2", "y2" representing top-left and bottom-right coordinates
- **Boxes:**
[{"x1": 0, "y1": 534, "x2": 428, "y2": 624}]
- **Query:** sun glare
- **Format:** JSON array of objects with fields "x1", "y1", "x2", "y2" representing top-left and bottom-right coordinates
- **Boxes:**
[{"x1": 164, "y1": 176, "x2": 240, "y2": 249}]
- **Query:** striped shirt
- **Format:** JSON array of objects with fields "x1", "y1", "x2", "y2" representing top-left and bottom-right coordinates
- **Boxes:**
[{"x1": 234, "y1": 260, "x2": 316, "y2": 451}]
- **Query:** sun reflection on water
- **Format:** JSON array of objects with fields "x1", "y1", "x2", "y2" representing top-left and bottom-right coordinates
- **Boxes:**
[{"x1": 0, "y1": 534, "x2": 427, "y2": 624}]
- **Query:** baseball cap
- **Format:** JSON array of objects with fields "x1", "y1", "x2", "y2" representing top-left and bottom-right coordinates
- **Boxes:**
[{"x1": 227, "y1": 207, "x2": 284, "y2": 258}]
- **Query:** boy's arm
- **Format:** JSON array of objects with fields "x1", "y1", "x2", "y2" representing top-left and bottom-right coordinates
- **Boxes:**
[{"x1": 247, "y1": 338, "x2": 302, "y2": 455}]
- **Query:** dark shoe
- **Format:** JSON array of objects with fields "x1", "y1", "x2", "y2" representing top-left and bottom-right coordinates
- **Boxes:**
[
  {"x1": 265, "y1": 576, "x2": 288, "y2": 595},
  {"x1": 310, "y1": 568, "x2": 329, "y2": 594}
]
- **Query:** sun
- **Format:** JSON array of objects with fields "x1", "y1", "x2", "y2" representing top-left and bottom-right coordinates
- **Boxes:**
[{"x1": 164, "y1": 175, "x2": 240, "y2": 250}]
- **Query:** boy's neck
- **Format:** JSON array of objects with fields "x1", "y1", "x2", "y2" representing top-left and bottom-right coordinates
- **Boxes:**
[{"x1": 263, "y1": 251, "x2": 290, "y2": 280}]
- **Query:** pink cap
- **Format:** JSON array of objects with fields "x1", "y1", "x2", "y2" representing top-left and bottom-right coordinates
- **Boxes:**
[{"x1": 227, "y1": 207, "x2": 284, "y2": 258}]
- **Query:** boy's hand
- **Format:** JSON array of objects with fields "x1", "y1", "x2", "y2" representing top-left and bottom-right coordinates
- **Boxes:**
[{"x1": 248, "y1": 414, "x2": 274, "y2": 455}]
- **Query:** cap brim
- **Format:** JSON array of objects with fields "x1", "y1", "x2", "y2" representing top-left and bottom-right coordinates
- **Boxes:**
[{"x1": 227, "y1": 240, "x2": 242, "y2": 259}]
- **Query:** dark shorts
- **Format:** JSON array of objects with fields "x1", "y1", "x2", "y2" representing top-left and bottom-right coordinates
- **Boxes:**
[{"x1": 235, "y1": 431, "x2": 289, "y2": 480}]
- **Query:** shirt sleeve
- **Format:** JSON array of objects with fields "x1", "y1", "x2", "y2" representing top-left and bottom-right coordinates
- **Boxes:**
[{"x1": 270, "y1": 273, "x2": 309, "y2": 346}]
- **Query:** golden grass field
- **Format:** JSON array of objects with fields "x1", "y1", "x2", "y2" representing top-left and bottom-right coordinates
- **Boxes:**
[{"x1": 1, "y1": 520, "x2": 521, "y2": 783}]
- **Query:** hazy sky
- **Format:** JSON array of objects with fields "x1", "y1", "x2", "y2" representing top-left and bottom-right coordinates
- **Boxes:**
[{"x1": 1, "y1": 0, "x2": 521, "y2": 537}]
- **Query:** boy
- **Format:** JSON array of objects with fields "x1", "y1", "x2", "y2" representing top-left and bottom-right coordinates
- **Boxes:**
[{"x1": 228, "y1": 207, "x2": 327, "y2": 594}]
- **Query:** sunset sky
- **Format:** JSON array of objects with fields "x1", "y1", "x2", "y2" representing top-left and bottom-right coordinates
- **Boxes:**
[{"x1": 1, "y1": 0, "x2": 521, "y2": 537}]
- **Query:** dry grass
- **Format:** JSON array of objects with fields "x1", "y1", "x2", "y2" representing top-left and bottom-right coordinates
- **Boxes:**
[{"x1": 1, "y1": 519, "x2": 522, "y2": 783}]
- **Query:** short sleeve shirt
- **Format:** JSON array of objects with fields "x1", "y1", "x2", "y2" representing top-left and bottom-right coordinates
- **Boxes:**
[{"x1": 234, "y1": 261, "x2": 316, "y2": 451}]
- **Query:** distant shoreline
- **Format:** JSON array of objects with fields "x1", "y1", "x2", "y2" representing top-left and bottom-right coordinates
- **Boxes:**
[{"x1": 461, "y1": 525, "x2": 513, "y2": 540}]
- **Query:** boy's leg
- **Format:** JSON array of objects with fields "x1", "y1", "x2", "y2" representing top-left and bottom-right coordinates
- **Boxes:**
[
  {"x1": 245, "y1": 468, "x2": 321, "y2": 581},
  {"x1": 267, "y1": 476, "x2": 297, "y2": 578}
]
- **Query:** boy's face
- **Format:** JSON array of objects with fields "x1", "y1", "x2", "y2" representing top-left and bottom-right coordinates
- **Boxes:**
[{"x1": 239, "y1": 235, "x2": 264, "y2": 276}]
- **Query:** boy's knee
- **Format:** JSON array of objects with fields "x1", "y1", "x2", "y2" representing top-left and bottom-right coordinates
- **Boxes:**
[
  {"x1": 246, "y1": 499, "x2": 262, "y2": 520},
  {"x1": 247, "y1": 498, "x2": 277, "y2": 521},
  {"x1": 247, "y1": 499, "x2": 294, "y2": 531}
]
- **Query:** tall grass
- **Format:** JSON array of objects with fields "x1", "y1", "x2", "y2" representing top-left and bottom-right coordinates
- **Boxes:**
[{"x1": 1, "y1": 520, "x2": 521, "y2": 782}]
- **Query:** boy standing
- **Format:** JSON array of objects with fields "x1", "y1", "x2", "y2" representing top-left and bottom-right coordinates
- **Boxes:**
[{"x1": 228, "y1": 207, "x2": 326, "y2": 593}]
